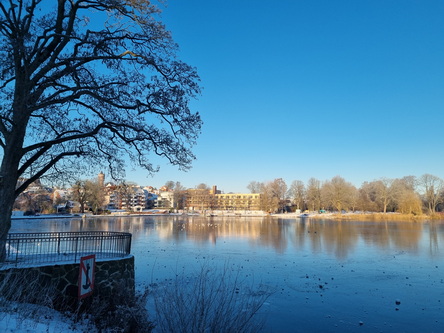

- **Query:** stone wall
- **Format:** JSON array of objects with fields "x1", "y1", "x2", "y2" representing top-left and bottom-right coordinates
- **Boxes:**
[{"x1": 0, "y1": 255, "x2": 135, "y2": 311}]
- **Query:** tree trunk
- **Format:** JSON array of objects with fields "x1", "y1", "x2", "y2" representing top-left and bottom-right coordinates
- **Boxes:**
[
  {"x1": 0, "y1": 167, "x2": 20, "y2": 262},
  {"x1": 0, "y1": 135, "x2": 24, "y2": 261}
]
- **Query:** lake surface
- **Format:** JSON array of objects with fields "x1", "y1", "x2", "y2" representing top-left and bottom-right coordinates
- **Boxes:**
[{"x1": 11, "y1": 216, "x2": 444, "y2": 333}]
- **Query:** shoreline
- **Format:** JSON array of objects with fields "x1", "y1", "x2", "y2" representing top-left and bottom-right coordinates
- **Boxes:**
[
  {"x1": 10, "y1": 211, "x2": 444, "y2": 222},
  {"x1": 273, "y1": 212, "x2": 443, "y2": 222}
]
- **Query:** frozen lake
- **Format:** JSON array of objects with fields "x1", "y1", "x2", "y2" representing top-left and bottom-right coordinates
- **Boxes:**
[{"x1": 11, "y1": 216, "x2": 444, "y2": 332}]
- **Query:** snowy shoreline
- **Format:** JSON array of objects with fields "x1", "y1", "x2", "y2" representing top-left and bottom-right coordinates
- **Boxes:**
[{"x1": 10, "y1": 211, "x2": 439, "y2": 222}]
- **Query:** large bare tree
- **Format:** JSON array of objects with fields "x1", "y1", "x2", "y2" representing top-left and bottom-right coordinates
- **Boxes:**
[
  {"x1": 260, "y1": 178, "x2": 287, "y2": 213},
  {"x1": 288, "y1": 180, "x2": 305, "y2": 211},
  {"x1": 306, "y1": 177, "x2": 321, "y2": 211},
  {"x1": 71, "y1": 179, "x2": 105, "y2": 214},
  {"x1": 0, "y1": 0, "x2": 202, "y2": 257},
  {"x1": 321, "y1": 175, "x2": 356, "y2": 212},
  {"x1": 419, "y1": 174, "x2": 443, "y2": 214}
]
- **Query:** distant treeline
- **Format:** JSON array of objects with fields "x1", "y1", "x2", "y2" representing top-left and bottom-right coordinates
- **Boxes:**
[{"x1": 246, "y1": 174, "x2": 444, "y2": 215}]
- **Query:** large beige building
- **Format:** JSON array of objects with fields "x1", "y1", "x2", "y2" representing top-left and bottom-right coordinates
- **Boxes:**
[{"x1": 185, "y1": 186, "x2": 262, "y2": 211}]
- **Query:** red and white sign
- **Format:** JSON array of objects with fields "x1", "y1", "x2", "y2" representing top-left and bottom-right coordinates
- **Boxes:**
[{"x1": 78, "y1": 254, "x2": 96, "y2": 299}]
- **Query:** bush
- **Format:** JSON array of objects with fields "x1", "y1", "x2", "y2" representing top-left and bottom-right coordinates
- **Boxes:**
[
  {"x1": 152, "y1": 263, "x2": 273, "y2": 333},
  {"x1": 82, "y1": 282, "x2": 153, "y2": 333}
]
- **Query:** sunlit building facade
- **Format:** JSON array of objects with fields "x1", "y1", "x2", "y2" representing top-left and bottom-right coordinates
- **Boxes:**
[{"x1": 185, "y1": 186, "x2": 262, "y2": 211}]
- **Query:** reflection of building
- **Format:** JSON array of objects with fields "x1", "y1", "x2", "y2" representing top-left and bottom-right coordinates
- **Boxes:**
[{"x1": 185, "y1": 186, "x2": 262, "y2": 211}]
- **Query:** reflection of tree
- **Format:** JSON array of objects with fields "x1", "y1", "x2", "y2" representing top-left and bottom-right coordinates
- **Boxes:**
[
  {"x1": 287, "y1": 219, "x2": 306, "y2": 251},
  {"x1": 255, "y1": 219, "x2": 288, "y2": 253},
  {"x1": 304, "y1": 220, "x2": 323, "y2": 253},
  {"x1": 389, "y1": 222, "x2": 422, "y2": 252},
  {"x1": 321, "y1": 221, "x2": 359, "y2": 260},
  {"x1": 429, "y1": 223, "x2": 439, "y2": 256},
  {"x1": 44, "y1": 216, "x2": 433, "y2": 260},
  {"x1": 360, "y1": 222, "x2": 391, "y2": 249}
]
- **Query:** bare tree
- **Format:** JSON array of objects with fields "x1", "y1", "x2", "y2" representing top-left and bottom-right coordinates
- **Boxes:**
[
  {"x1": 247, "y1": 181, "x2": 263, "y2": 194},
  {"x1": 71, "y1": 179, "x2": 104, "y2": 214},
  {"x1": 0, "y1": 0, "x2": 202, "y2": 257},
  {"x1": 71, "y1": 180, "x2": 89, "y2": 213},
  {"x1": 357, "y1": 181, "x2": 379, "y2": 212},
  {"x1": 173, "y1": 181, "x2": 187, "y2": 210},
  {"x1": 260, "y1": 178, "x2": 287, "y2": 213},
  {"x1": 86, "y1": 180, "x2": 106, "y2": 214},
  {"x1": 288, "y1": 180, "x2": 305, "y2": 210},
  {"x1": 374, "y1": 178, "x2": 395, "y2": 213},
  {"x1": 396, "y1": 190, "x2": 422, "y2": 215},
  {"x1": 306, "y1": 178, "x2": 321, "y2": 211},
  {"x1": 419, "y1": 174, "x2": 443, "y2": 214},
  {"x1": 164, "y1": 181, "x2": 176, "y2": 191},
  {"x1": 196, "y1": 183, "x2": 210, "y2": 190},
  {"x1": 115, "y1": 182, "x2": 138, "y2": 211},
  {"x1": 321, "y1": 176, "x2": 356, "y2": 212}
]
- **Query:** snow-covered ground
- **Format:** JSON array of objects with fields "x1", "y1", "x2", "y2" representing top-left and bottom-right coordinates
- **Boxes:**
[{"x1": 0, "y1": 301, "x2": 96, "y2": 332}]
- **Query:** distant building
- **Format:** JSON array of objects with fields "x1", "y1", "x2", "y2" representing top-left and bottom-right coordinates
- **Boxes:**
[
  {"x1": 105, "y1": 185, "x2": 150, "y2": 211},
  {"x1": 98, "y1": 172, "x2": 105, "y2": 187},
  {"x1": 185, "y1": 185, "x2": 262, "y2": 211},
  {"x1": 157, "y1": 191, "x2": 175, "y2": 209}
]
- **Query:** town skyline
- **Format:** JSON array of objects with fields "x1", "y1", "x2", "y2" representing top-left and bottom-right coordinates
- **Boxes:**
[
  {"x1": 90, "y1": 171, "x2": 438, "y2": 196},
  {"x1": 17, "y1": 171, "x2": 443, "y2": 216}
]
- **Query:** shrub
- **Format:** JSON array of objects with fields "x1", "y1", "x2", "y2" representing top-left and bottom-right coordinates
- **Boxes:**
[
  {"x1": 82, "y1": 282, "x2": 153, "y2": 333},
  {"x1": 152, "y1": 263, "x2": 273, "y2": 333}
]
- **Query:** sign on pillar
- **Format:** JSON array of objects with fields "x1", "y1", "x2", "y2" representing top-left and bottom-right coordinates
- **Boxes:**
[{"x1": 78, "y1": 254, "x2": 96, "y2": 299}]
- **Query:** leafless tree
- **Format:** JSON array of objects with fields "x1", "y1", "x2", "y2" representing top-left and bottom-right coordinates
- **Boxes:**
[
  {"x1": 306, "y1": 177, "x2": 322, "y2": 211},
  {"x1": 71, "y1": 179, "x2": 104, "y2": 213},
  {"x1": 357, "y1": 181, "x2": 379, "y2": 212},
  {"x1": 0, "y1": 0, "x2": 202, "y2": 257},
  {"x1": 321, "y1": 176, "x2": 356, "y2": 212},
  {"x1": 288, "y1": 180, "x2": 305, "y2": 210},
  {"x1": 164, "y1": 181, "x2": 176, "y2": 191},
  {"x1": 260, "y1": 178, "x2": 287, "y2": 213},
  {"x1": 173, "y1": 181, "x2": 187, "y2": 210},
  {"x1": 374, "y1": 178, "x2": 395, "y2": 213},
  {"x1": 196, "y1": 183, "x2": 210, "y2": 190},
  {"x1": 247, "y1": 181, "x2": 263, "y2": 194},
  {"x1": 418, "y1": 174, "x2": 443, "y2": 214},
  {"x1": 71, "y1": 180, "x2": 89, "y2": 213}
]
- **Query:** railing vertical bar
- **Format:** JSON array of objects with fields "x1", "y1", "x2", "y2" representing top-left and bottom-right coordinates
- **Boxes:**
[
  {"x1": 74, "y1": 236, "x2": 79, "y2": 263},
  {"x1": 57, "y1": 232, "x2": 61, "y2": 255},
  {"x1": 15, "y1": 239, "x2": 20, "y2": 265}
]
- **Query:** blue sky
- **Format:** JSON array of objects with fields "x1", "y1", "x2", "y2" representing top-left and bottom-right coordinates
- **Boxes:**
[{"x1": 126, "y1": 0, "x2": 444, "y2": 193}]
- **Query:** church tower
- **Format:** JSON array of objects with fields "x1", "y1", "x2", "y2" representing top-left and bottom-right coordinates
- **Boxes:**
[{"x1": 98, "y1": 171, "x2": 105, "y2": 187}]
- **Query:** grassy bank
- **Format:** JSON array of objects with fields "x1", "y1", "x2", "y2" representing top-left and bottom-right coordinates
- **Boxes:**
[{"x1": 309, "y1": 212, "x2": 444, "y2": 222}]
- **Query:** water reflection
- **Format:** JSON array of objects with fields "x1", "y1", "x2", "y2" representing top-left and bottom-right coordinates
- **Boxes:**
[{"x1": 11, "y1": 216, "x2": 444, "y2": 259}]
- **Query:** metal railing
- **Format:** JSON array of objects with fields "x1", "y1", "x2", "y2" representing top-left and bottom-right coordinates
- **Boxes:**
[{"x1": 3, "y1": 231, "x2": 132, "y2": 266}]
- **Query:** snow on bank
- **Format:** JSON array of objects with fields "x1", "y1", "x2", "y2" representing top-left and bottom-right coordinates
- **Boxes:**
[{"x1": 0, "y1": 301, "x2": 96, "y2": 332}]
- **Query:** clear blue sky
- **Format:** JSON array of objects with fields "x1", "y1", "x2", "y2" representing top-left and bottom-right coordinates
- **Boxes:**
[{"x1": 126, "y1": 0, "x2": 444, "y2": 193}]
